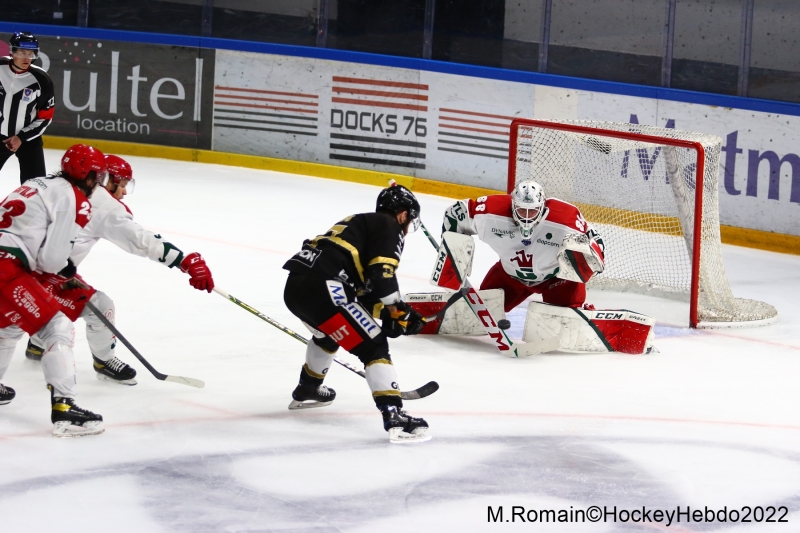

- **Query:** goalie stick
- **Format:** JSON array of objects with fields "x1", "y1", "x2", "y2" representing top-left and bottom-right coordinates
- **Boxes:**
[
  {"x1": 213, "y1": 287, "x2": 440, "y2": 401},
  {"x1": 86, "y1": 302, "x2": 205, "y2": 388},
  {"x1": 418, "y1": 220, "x2": 559, "y2": 357}
]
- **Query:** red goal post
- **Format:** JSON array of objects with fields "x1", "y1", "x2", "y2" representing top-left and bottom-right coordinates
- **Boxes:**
[{"x1": 507, "y1": 118, "x2": 776, "y2": 329}]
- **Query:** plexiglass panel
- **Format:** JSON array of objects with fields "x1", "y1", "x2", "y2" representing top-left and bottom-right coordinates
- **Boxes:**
[
  {"x1": 89, "y1": 0, "x2": 203, "y2": 36},
  {"x1": 212, "y1": 0, "x2": 318, "y2": 46},
  {"x1": 548, "y1": 0, "x2": 665, "y2": 86},
  {"x1": 1, "y1": 0, "x2": 79, "y2": 26},
  {"x1": 671, "y1": 0, "x2": 740, "y2": 95},
  {"x1": 329, "y1": 0, "x2": 426, "y2": 58},
  {"x1": 749, "y1": 0, "x2": 800, "y2": 102}
]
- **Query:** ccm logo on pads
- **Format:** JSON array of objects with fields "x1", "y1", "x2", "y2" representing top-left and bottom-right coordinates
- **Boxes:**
[{"x1": 594, "y1": 312, "x2": 624, "y2": 320}]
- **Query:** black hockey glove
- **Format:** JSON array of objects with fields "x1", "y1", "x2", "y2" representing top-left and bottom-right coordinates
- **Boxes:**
[{"x1": 380, "y1": 301, "x2": 426, "y2": 338}]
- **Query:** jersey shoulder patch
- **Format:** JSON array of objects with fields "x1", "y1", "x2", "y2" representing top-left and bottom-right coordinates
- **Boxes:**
[
  {"x1": 543, "y1": 198, "x2": 584, "y2": 230},
  {"x1": 71, "y1": 186, "x2": 92, "y2": 228},
  {"x1": 468, "y1": 195, "x2": 512, "y2": 218}
]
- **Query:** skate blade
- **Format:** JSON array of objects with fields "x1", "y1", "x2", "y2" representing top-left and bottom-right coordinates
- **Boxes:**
[
  {"x1": 388, "y1": 427, "x2": 432, "y2": 444},
  {"x1": 288, "y1": 399, "x2": 333, "y2": 410},
  {"x1": 0, "y1": 399, "x2": 12, "y2": 405},
  {"x1": 52, "y1": 420, "x2": 105, "y2": 438},
  {"x1": 96, "y1": 373, "x2": 137, "y2": 386}
]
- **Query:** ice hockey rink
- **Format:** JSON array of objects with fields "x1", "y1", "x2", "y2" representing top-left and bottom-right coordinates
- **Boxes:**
[{"x1": 1, "y1": 149, "x2": 799, "y2": 532}]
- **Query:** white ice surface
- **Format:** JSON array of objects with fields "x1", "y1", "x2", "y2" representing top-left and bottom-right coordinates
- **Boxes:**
[{"x1": 0, "y1": 151, "x2": 799, "y2": 532}]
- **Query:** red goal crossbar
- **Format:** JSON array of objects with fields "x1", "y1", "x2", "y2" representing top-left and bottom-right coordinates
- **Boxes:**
[{"x1": 507, "y1": 119, "x2": 707, "y2": 328}]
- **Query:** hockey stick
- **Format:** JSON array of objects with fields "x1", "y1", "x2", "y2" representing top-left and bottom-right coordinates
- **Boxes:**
[
  {"x1": 212, "y1": 287, "x2": 440, "y2": 400},
  {"x1": 85, "y1": 302, "x2": 205, "y2": 388},
  {"x1": 419, "y1": 221, "x2": 559, "y2": 357}
]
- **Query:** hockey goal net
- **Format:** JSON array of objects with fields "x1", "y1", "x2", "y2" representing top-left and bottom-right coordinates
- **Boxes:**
[{"x1": 508, "y1": 119, "x2": 777, "y2": 328}]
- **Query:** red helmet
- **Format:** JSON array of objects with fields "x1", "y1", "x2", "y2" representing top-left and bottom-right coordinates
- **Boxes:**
[
  {"x1": 105, "y1": 155, "x2": 133, "y2": 183},
  {"x1": 61, "y1": 144, "x2": 107, "y2": 181}
]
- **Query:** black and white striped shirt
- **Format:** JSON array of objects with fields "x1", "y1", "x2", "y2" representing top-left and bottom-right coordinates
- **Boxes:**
[{"x1": 0, "y1": 57, "x2": 55, "y2": 141}]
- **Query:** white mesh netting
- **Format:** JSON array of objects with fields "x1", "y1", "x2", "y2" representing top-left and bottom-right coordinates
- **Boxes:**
[{"x1": 512, "y1": 119, "x2": 776, "y2": 327}]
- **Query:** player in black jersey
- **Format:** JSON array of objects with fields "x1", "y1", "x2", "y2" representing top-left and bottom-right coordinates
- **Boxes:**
[
  {"x1": 0, "y1": 32, "x2": 55, "y2": 183},
  {"x1": 283, "y1": 184, "x2": 431, "y2": 442}
]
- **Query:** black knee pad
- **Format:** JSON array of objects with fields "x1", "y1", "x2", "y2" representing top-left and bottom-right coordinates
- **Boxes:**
[
  {"x1": 312, "y1": 335, "x2": 339, "y2": 353},
  {"x1": 352, "y1": 336, "x2": 391, "y2": 366}
]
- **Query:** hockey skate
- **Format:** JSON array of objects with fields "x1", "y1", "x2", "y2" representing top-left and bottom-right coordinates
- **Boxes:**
[
  {"x1": 380, "y1": 405, "x2": 431, "y2": 443},
  {"x1": 0, "y1": 383, "x2": 15, "y2": 405},
  {"x1": 48, "y1": 385, "x2": 104, "y2": 438},
  {"x1": 93, "y1": 355, "x2": 137, "y2": 385},
  {"x1": 288, "y1": 383, "x2": 336, "y2": 410},
  {"x1": 25, "y1": 339, "x2": 44, "y2": 361}
]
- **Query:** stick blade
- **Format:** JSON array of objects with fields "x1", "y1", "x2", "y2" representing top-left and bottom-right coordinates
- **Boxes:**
[
  {"x1": 400, "y1": 381, "x2": 439, "y2": 400},
  {"x1": 514, "y1": 336, "x2": 561, "y2": 357},
  {"x1": 164, "y1": 375, "x2": 206, "y2": 388}
]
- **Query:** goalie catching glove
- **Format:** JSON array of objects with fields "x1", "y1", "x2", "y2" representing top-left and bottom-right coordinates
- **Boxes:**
[
  {"x1": 380, "y1": 301, "x2": 427, "y2": 338},
  {"x1": 556, "y1": 231, "x2": 605, "y2": 283},
  {"x1": 180, "y1": 252, "x2": 214, "y2": 292}
]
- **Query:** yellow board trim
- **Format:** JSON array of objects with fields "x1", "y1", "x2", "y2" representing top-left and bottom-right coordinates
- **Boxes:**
[{"x1": 43, "y1": 135, "x2": 800, "y2": 256}]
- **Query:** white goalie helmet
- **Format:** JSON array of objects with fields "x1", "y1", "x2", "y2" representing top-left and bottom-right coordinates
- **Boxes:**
[{"x1": 511, "y1": 180, "x2": 546, "y2": 238}]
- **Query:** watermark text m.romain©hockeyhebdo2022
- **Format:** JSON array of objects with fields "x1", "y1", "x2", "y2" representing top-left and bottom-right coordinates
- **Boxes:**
[{"x1": 487, "y1": 505, "x2": 789, "y2": 526}]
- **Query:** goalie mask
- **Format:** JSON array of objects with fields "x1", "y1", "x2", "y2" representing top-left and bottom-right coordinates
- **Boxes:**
[{"x1": 511, "y1": 180, "x2": 546, "y2": 238}]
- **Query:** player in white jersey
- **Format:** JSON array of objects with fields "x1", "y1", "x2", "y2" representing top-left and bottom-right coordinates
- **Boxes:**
[
  {"x1": 441, "y1": 180, "x2": 605, "y2": 312},
  {"x1": 0, "y1": 144, "x2": 107, "y2": 436},
  {"x1": 25, "y1": 154, "x2": 215, "y2": 385}
]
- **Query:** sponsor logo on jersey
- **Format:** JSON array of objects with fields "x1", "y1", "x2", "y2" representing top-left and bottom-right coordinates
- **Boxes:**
[
  {"x1": 491, "y1": 228, "x2": 516, "y2": 239},
  {"x1": 12, "y1": 286, "x2": 41, "y2": 318},
  {"x1": 510, "y1": 250, "x2": 538, "y2": 282},
  {"x1": 52, "y1": 294, "x2": 77, "y2": 310},
  {"x1": 536, "y1": 238, "x2": 559, "y2": 247},
  {"x1": 325, "y1": 280, "x2": 348, "y2": 306},
  {"x1": 319, "y1": 314, "x2": 363, "y2": 351},
  {"x1": 290, "y1": 247, "x2": 321, "y2": 267},
  {"x1": 22, "y1": 88, "x2": 33, "y2": 102},
  {"x1": 342, "y1": 302, "x2": 380, "y2": 339}
]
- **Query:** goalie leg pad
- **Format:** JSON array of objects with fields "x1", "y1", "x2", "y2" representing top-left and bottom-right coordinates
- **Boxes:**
[
  {"x1": 405, "y1": 289, "x2": 505, "y2": 335},
  {"x1": 523, "y1": 301, "x2": 655, "y2": 354}
]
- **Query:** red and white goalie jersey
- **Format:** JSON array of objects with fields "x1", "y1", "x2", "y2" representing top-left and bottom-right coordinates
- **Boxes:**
[
  {"x1": 70, "y1": 186, "x2": 183, "y2": 268},
  {"x1": 0, "y1": 178, "x2": 90, "y2": 273},
  {"x1": 442, "y1": 194, "x2": 604, "y2": 286}
]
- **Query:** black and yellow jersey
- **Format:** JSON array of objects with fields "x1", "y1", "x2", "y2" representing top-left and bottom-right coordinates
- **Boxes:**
[{"x1": 283, "y1": 212, "x2": 404, "y2": 302}]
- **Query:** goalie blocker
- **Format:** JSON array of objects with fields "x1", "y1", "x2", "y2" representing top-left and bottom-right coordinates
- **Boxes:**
[{"x1": 523, "y1": 301, "x2": 655, "y2": 354}]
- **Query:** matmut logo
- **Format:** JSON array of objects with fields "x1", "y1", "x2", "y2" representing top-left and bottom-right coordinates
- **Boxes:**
[{"x1": 13, "y1": 286, "x2": 41, "y2": 318}]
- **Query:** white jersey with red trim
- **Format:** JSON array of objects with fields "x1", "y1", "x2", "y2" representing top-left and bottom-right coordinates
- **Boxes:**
[
  {"x1": 71, "y1": 187, "x2": 184, "y2": 269},
  {"x1": 442, "y1": 194, "x2": 604, "y2": 286},
  {"x1": 0, "y1": 177, "x2": 90, "y2": 273}
]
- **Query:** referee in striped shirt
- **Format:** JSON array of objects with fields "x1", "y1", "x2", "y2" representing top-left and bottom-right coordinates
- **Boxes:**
[{"x1": 0, "y1": 32, "x2": 55, "y2": 184}]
